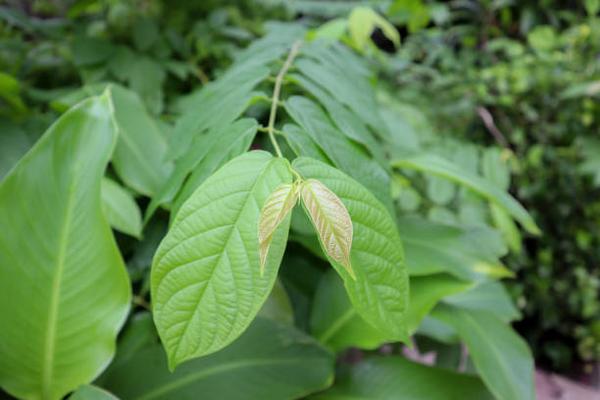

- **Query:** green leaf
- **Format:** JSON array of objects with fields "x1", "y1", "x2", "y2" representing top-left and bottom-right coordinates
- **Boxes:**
[
  {"x1": 167, "y1": 63, "x2": 268, "y2": 160},
  {"x1": 169, "y1": 119, "x2": 258, "y2": 218},
  {"x1": 312, "y1": 356, "x2": 493, "y2": 400},
  {"x1": 301, "y1": 179, "x2": 355, "y2": 279},
  {"x1": 0, "y1": 95, "x2": 131, "y2": 400},
  {"x1": 406, "y1": 274, "x2": 472, "y2": 334},
  {"x1": 259, "y1": 183, "x2": 299, "y2": 272},
  {"x1": 310, "y1": 270, "x2": 386, "y2": 352},
  {"x1": 68, "y1": 385, "x2": 118, "y2": 400},
  {"x1": 109, "y1": 85, "x2": 172, "y2": 197},
  {"x1": 348, "y1": 7, "x2": 400, "y2": 50},
  {"x1": 101, "y1": 318, "x2": 333, "y2": 400},
  {"x1": 311, "y1": 272, "x2": 470, "y2": 351},
  {"x1": 285, "y1": 96, "x2": 393, "y2": 213},
  {"x1": 293, "y1": 157, "x2": 408, "y2": 342},
  {"x1": 432, "y1": 304, "x2": 535, "y2": 400},
  {"x1": 146, "y1": 119, "x2": 257, "y2": 222},
  {"x1": 0, "y1": 119, "x2": 31, "y2": 180},
  {"x1": 151, "y1": 151, "x2": 292, "y2": 369},
  {"x1": 101, "y1": 177, "x2": 142, "y2": 238},
  {"x1": 397, "y1": 216, "x2": 512, "y2": 279},
  {"x1": 257, "y1": 279, "x2": 294, "y2": 324},
  {"x1": 443, "y1": 281, "x2": 521, "y2": 322},
  {"x1": 393, "y1": 154, "x2": 540, "y2": 234}
]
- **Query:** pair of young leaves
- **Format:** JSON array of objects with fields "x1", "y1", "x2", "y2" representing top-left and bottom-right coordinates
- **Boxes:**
[
  {"x1": 151, "y1": 151, "x2": 408, "y2": 369},
  {"x1": 259, "y1": 174, "x2": 354, "y2": 279}
]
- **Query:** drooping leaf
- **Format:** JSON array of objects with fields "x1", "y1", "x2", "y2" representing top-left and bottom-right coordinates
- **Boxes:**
[
  {"x1": 432, "y1": 304, "x2": 535, "y2": 400},
  {"x1": 151, "y1": 151, "x2": 292, "y2": 369},
  {"x1": 301, "y1": 179, "x2": 354, "y2": 278},
  {"x1": 259, "y1": 183, "x2": 299, "y2": 272},
  {"x1": 68, "y1": 385, "x2": 118, "y2": 400},
  {"x1": 0, "y1": 95, "x2": 131, "y2": 400},
  {"x1": 109, "y1": 84, "x2": 172, "y2": 197},
  {"x1": 392, "y1": 154, "x2": 540, "y2": 234},
  {"x1": 312, "y1": 356, "x2": 493, "y2": 400},
  {"x1": 101, "y1": 318, "x2": 333, "y2": 400},
  {"x1": 101, "y1": 177, "x2": 142, "y2": 238},
  {"x1": 293, "y1": 157, "x2": 409, "y2": 342}
]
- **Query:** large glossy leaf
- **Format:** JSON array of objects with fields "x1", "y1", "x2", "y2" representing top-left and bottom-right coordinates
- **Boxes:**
[
  {"x1": 432, "y1": 304, "x2": 535, "y2": 400},
  {"x1": 0, "y1": 95, "x2": 131, "y2": 400},
  {"x1": 101, "y1": 177, "x2": 142, "y2": 238},
  {"x1": 293, "y1": 157, "x2": 408, "y2": 342},
  {"x1": 101, "y1": 317, "x2": 333, "y2": 400},
  {"x1": 393, "y1": 154, "x2": 540, "y2": 234},
  {"x1": 109, "y1": 85, "x2": 172, "y2": 197},
  {"x1": 312, "y1": 356, "x2": 493, "y2": 400},
  {"x1": 397, "y1": 216, "x2": 512, "y2": 279},
  {"x1": 146, "y1": 119, "x2": 257, "y2": 222},
  {"x1": 151, "y1": 151, "x2": 292, "y2": 369},
  {"x1": 285, "y1": 95, "x2": 393, "y2": 213}
]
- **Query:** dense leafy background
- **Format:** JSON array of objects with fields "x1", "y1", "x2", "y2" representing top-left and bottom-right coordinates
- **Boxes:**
[{"x1": 0, "y1": 0, "x2": 598, "y2": 398}]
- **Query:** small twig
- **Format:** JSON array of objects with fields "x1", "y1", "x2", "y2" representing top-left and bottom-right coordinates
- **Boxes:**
[
  {"x1": 477, "y1": 106, "x2": 509, "y2": 148},
  {"x1": 267, "y1": 40, "x2": 302, "y2": 157},
  {"x1": 132, "y1": 295, "x2": 151, "y2": 311}
]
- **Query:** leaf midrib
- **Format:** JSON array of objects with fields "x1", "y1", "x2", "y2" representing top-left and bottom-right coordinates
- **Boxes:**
[
  {"x1": 134, "y1": 357, "x2": 313, "y2": 400},
  {"x1": 42, "y1": 175, "x2": 78, "y2": 399}
]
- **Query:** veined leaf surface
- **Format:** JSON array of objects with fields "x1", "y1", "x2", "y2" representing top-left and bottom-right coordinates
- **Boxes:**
[
  {"x1": 0, "y1": 94, "x2": 131, "y2": 400},
  {"x1": 293, "y1": 157, "x2": 408, "y2": 341},
  {"x1": 301, "y1": 179, "x2": 354, "y2": 278},
  {"x1": 259, "y1": 183, "x2": 299, "y2": 272},
  {"x1": 151, "y1": 151, "x2": 292, "y2": 369}
]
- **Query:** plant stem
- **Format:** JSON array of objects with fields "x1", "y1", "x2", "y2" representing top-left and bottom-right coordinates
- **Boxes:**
[{"x1": 267, "y1": 40, "x2": 302, "y2": 157}]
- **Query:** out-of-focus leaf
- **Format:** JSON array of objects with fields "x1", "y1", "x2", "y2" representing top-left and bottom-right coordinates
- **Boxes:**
[
  {"x1": 101, "y1": 318, "x2": 333, "y2": 400},
  {"x1": 101, "y1": 177, "x2": 142, "y2": 238},
  {"x1": 68, "y1": 385, "x2": 118, "y2": 400}
]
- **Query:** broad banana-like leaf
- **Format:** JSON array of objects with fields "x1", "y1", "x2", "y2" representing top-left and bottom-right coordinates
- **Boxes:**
[
  {"x1": 151, "y1": 151, "x2": 292, "y2": 369},
  {"x1": 0, "y1": 94, "x2": 131, "y2": 400}
]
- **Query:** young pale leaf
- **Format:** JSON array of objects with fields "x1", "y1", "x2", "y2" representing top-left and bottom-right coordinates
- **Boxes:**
[
  {"x1": 293, "y1": 157, "x2": 408, "y2": 341},
  {"x1": 151, "y1": 151, "x2": 292, "y2": 369},
  {"x1": 301, "y1": 179, "x2": 355, "y2": 279},
  {"x1": 259, "y1": 182, "x2": 299, "y2": 273},
  {"x1": 0, "y1": 94, "x2": 131, "y2": 400}
]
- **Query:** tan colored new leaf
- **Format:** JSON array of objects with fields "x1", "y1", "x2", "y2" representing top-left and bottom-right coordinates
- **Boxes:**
[
  {"x1": 258, "y1": 182, "x2": 299, "y2": 273},
  {"x1": 301, "y1": 179, "x2": 355, "y2": 279}
]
